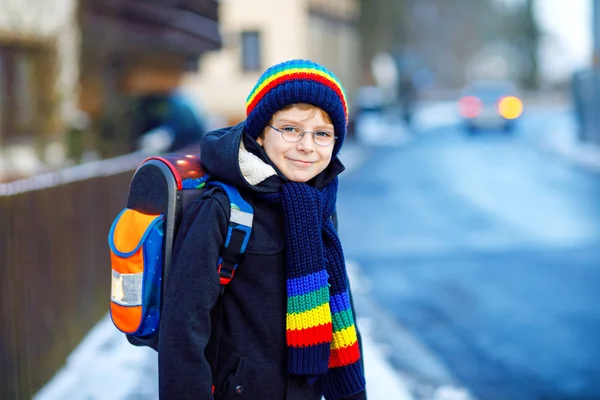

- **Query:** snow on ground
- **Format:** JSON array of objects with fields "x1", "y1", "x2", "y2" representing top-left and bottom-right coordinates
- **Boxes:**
[
  {"x1": 35, "y1": 271, "x2": 416, "y2": 400},
  {"x1": 35, "y1": 143, "x2": 417, "y2": 400},
  {"x1": 35, "y1": 100, "x2": 600, "y2": 400}
]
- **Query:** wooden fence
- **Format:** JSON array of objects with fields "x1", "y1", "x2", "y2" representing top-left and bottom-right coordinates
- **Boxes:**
[{"x1": 0, "y1": 152, "x2": 146, "y2": 399}]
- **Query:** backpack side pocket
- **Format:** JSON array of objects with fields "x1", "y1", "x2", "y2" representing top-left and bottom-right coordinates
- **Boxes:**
[{"x1": 108, "y1": 208, "x2": 164, "y2": 337}]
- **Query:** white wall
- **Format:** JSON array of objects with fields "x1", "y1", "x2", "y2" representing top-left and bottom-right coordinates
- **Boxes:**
[
  {"x1": 308, "y1": 14, "x2": 361, "y2": 103},
  {"x1": 182, "y1": 0, "x2": 307, "y2": 125},
  {"x1": 182, "y1": 0, "x2": 360, "y2": 125}
]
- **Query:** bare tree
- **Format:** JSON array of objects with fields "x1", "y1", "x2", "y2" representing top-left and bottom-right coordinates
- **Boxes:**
[{"x1": 357, "y1": 0, "x2": 539, "y2": 89}]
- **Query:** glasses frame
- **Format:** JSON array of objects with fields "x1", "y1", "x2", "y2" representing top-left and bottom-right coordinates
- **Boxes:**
[{"x1": 267, "y1": 124, "x2": 337, "y2": 146}]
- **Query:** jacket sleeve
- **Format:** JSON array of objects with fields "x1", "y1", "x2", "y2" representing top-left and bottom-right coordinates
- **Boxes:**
[
  {"x1": 335, "y1": 216, "x2": 368, "y2": 400},
  {"x1": 342, "y1": 288, "x2": 368, "y2": 400},
  {"x1": 158, "y1": 190, "x2": 228, "y2": 399},
  {"x1": 342, "y1": 390, "x2": 367, "y2": 400}
]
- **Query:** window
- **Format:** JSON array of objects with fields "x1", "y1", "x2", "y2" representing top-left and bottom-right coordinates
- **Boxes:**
[
  {"x1": 241, "y1": 31, "x2": 261, "y2": 71},
  {"x1": 0, "y1": 53, "x2": 5, "y2": 138},
  {"x1": 0, "y1": 46, "x2": 40, "y2": 141},
  {"x1": 14, "y1": 52, "x2": 37, "y2": 131}
]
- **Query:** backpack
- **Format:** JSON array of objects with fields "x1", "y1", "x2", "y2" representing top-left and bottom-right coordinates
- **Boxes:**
[{"x1": 108, "y1": 152, "x2": 253, "y2": 351}]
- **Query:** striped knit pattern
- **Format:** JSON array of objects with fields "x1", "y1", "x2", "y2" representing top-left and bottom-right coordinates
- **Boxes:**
[
  {"x1": 246, "y1": 60, "x2": 348, "y2": 119},
  {"x1": 281, "y1": 180, "x2": 366, "y2": 399},
  {"x1": 328, "y1": 292, "x2": 360, "y2": 368},
  {"x1": 244, "y1": 59, "x2": 348, "y2": 157}
]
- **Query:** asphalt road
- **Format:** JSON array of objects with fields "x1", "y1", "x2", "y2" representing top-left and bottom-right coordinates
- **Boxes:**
[{"x1": 338, "y1": 106, "x2": 600, "y2": 400}]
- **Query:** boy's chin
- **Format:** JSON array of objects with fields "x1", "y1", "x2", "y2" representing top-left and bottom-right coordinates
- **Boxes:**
[{"x1": 283, "y1": 171, "x2": 316, "y2": 183}]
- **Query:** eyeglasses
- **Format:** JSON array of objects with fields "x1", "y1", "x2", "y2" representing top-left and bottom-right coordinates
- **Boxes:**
[{"x1": 267, "y1": 124, "x2": 337, "y2": 146}]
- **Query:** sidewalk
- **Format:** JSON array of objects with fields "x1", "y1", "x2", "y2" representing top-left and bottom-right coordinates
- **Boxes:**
[
  {"x1": 33, "y1": 267, "x2": 414, "y2": 400},
  {"x1": 37, "y1": 107, "x2": 599, "y2": 400},
  {"x1": 34, "y1": 260, "x2": 475, "y2": 400},
  {"x1": 35, "y1": 260, "x2": 477, "y2": 400},
  {"x1": 30, "y1": 105, "x2": 600, "y2": 400},
  {"x1": 33, "y1": 141, "x2": 418, "y2": 400},
  {"x1": 539, "y1": 110, "x2": 600, "y2": 173}
]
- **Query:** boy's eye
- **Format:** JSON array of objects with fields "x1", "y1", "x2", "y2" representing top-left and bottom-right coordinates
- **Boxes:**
[
  {"x1": 315, "y1": 130, "x2": 333, "y2": 138},
  {"x1": 282, "y1": 126, "x2": 300, "y2": 134}
]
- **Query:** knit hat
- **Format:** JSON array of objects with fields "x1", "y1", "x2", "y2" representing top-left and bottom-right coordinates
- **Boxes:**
[{"x1": 245, "y1": 59, "x2": 348, "y2": 157}]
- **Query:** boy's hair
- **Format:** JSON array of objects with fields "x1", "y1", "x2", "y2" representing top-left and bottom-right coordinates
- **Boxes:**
[
  {"x1": 279, "y1": 103, "x2": 333, "y2": 123},
  {"x1": 244, "y1": 59, "x2": 348, "y2": 157}
]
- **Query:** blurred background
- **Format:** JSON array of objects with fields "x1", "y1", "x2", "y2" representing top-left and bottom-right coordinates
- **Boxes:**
[{"x1": 1, "y1": 0, "x2": 600, "y2": 399}]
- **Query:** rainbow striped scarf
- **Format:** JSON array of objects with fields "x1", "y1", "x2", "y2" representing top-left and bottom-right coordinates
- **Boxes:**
[{"x1": 279, "y1": 179, "x2": 365, "y2": 399}]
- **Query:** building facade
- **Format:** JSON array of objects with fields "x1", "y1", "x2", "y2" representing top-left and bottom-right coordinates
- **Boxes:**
[
  {"x1": 0, "y1": 0, "x2": 221, "y2": 181},
  {"x1": 182, "y1": 0, "x2": 360, "y2": 126},
  {"x1": 0, "y1": 0, "x2": 80, "y2": 179}
]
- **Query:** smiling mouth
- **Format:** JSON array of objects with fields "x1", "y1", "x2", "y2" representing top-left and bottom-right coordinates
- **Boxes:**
[{"x1": 288, "y1": 158, "x2": 314, "y2": 166}]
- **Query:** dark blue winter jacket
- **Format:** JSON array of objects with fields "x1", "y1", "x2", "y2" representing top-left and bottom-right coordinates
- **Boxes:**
[{"x1": 158, "y1": 122, "x2": 366, "y2": 400}]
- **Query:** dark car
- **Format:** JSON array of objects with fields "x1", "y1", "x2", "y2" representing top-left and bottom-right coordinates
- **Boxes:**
[{"x1": 457, "y1": 80, "x2": 524, "y2": 134}]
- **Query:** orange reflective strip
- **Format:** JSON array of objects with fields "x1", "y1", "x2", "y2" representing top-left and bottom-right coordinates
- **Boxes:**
[
  {"x1": 113, "y1": 209, "x2": 161, "y2": 254},
  {"x1": 111, "y1": 248, "x2": 144, "y2": 275},
  {"x1": 111, "y1": 302, "x2": 142, "y2": 333}
]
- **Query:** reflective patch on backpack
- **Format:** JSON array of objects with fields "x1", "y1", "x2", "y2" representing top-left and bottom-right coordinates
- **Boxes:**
[
  {"x1": 111, "y1": 270, "x2": 143, "y2": 306},
  {"x1": 108, "y1": 208, "x2": 164, "y2": 337},
  {"x1": 230, "y1": 208, "x2": 253, "y2": 227}
]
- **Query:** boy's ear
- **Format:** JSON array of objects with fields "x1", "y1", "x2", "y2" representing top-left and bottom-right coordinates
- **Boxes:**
[{"x1": 257, "y1": 123, "x2": 270, "y2": 145}]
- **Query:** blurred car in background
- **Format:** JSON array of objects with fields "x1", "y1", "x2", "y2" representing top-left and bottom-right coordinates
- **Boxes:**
[
  {"x1": 348, "y1": 85, "x2": 387, "y2": 142},
  {"x1": 457, "y1": 80, "x2": 524, "y2": 134}
]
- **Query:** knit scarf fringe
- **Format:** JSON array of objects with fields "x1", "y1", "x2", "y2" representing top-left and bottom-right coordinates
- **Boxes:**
[{"x1": 265, "y1": 178, "x2": 365, "y2": 400}]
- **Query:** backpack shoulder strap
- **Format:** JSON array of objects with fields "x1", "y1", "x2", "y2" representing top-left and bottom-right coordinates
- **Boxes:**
[
  {"x1": 205, "y1": 182, "x2": 253, "y2": 393},
  {"x1": 208, "y1": 181, "x2": 253, "y2": 285}
]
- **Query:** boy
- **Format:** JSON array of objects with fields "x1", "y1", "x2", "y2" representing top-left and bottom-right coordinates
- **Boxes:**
[{"x1": 158, "y1": 59, "x2": 367, "y2": 400}]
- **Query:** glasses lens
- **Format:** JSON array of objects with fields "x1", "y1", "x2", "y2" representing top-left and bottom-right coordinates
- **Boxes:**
[
  {"x1": 278, "y1": 126, "x2": 335, "y2": 145},
  {"x1": 314, "y1": 131, "x2": 335, "y2": 145},
  {"x1": 281, "y1": 126, "x2": 302, "y2": 142}
]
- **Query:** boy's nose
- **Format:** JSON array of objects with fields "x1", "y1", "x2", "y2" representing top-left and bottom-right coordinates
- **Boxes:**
[{"x1": 297, "y1": 132, "x2": 315, "y2": 151}]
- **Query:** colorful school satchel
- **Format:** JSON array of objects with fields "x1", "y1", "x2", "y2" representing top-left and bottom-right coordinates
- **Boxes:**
[{"x1": 108, "y1": 153, "x2": 253, "y2": 350}]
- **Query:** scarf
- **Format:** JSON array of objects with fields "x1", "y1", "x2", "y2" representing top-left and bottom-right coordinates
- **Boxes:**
[{"x1": 262, "y1": 177, "x2": 366, "y2": 400}]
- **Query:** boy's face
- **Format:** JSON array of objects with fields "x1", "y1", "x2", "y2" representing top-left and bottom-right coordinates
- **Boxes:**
[{"x1": 257, "y1": 105, "x2": 334, "y2": 183}]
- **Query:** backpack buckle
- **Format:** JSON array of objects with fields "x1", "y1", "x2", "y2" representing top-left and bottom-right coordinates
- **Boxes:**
[{"x1": 217, "y1": 262, "x2": 235, "y2": 285}]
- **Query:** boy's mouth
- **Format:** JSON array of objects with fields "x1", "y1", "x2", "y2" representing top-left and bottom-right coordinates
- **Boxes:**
[{"x1": 287, "y1": 158, "x2": 314, "y2": 167}]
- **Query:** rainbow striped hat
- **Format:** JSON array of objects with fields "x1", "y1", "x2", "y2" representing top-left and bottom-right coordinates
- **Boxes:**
[{"x1": 245, "y1": 59, "x2": 348, "y2": 156}]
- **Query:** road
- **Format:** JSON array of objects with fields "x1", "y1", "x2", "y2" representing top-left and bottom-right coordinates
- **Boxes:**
[{"x1": 338, "y1": 104, "x2": 600, "y2": 400}]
